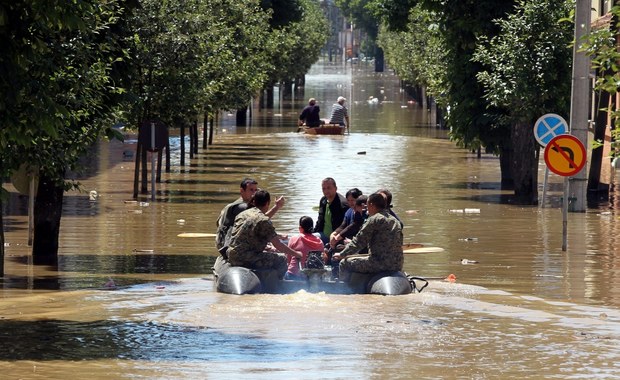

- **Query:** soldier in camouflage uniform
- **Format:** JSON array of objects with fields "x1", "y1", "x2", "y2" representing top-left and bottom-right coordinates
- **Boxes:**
[
  {"x1": 215, "y1": 178, "x2": 284, "y2": 251},
  {"x1": 226, "y1": 190, "x2": 301, "y2": 278},
  {"x1": 333, "y1": 192, "x2": 404, "y2": 282}
]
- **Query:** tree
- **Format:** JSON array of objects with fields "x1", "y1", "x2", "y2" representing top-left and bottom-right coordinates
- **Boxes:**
[
  {"x1": 473, "y1": 0, "x2": 573, "y2": 204},
  {"x1": 0, "y1": 1, "x2": 131, "y2": 267},
  {"x1": 336, "y1": 0, "x2": 384, "y2": 70},
  {"x1": 259, "y1": 0, "x2": 329, "y2": 107},
  {"x1": 377, "y1": 4, "x2": 447, "y2": 106},
  {"x1": 581, "y1": 5, "x2": 620, "y2": 182},
  {"x1": 124, "y1": 0, "x2": 274, "y2": 129}
]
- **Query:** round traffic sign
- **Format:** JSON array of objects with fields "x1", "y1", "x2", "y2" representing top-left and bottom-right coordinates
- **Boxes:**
[
  {"x1": 543, "y1": 135, "x2": 586, "y2": 176},
  {"x1": 534, "y1": 113, "x2": 568, "y2": 147}
]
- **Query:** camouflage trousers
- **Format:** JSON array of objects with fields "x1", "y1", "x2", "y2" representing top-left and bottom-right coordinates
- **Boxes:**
[
  {"x1": 227, "y1": 249, "x2": 288, "y2": 278},
  {"x1": 339, "y1": 254, "x2": 402, "y2": 282}
]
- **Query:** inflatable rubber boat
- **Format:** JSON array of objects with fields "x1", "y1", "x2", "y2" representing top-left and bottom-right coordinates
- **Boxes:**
[{"x1": 212, "y1": 255, "x2": 423, "y2": 296}]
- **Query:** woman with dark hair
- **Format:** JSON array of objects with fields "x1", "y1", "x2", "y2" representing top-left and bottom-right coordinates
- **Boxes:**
[
  {"x1": 226, "y1": 190, "x2": 302, "y2": 278},
  {"x1": 285, "y1": 216, "x2": 325, "y2": 280}
]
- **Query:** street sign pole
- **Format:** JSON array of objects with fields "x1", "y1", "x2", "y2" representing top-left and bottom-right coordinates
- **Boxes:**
[
  {"x1": 534, "y1": 113, "x2": 568, "y2": 208},
  {"x1": 568, "y1": 0, "x2": 590, "y2": 212},
  {"x1": 541, "y1": 167, "x2": 549, "y2": 208},
  {"x1": 544, "y1": 135, "x2": 587, "y2": 251},
  {"x1": 562, "y1": 177, "x2": 569, "y2": 251}
]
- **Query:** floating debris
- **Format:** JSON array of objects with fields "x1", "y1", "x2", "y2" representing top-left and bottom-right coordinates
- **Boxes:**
[
  {"x1": 177, "y1": 219, "x2": 186, "y2": 224},
  {"x1": 461, "y1": 258, "x2": 479, "y2": 265},
  {"x1": 405, "y1": 210, "x2": 418, "y2": 215},
  {"x1": 449, "y1": 208, "x2": 481, "y2": 214},
  {"x1": 357, "y1": 151, "x2": 367, "y2": 155},
  {"x1": 458, "y1": 237, "x2": 479, "y2": 242},
  {"x1": 445, "y1": 274, "x2": 457, "y2": 282},
  {"x1": 133, "y1": 249, "x2": 154, "y2": 253},
  {"x1": 104, "y1": 277, "x2": 116, "y2": 289}
]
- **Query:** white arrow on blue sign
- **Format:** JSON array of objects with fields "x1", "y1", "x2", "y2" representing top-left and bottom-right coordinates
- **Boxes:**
[{"x1": 534, "y1": 113, "x2": 568, "y2": 147}]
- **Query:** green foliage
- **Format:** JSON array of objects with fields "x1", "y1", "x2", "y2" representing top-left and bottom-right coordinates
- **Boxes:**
[
  {"x1": 473, "y1": 0, "x2": 574, "y2": 125},
  {"x1": 374, "y1": 0, "x2": 519, "y2": 152},
  {"x1": 260, "y1": 0, "x2": 304, "y2": 28},
  {"x1": 377, "y1": 4, "x2": 447, "y2": 105},
  {"x1": 336, "y1": 0, "x2": 382, "y2": 57},
  {"x1": 0, "y1": 0, "x2": 129, "y2": 181},
  {"x1": 266, "y1": 0, "x2": 329, "y2": 84},
  {"x1": 581, "y1": 5, "x2": 620, "y2": 154},
  {"x1": 367, "y1": 0, "x2": 418, "y2": 32},
  {"x1": 125, "y1": 0, "x2": 273, "y2": 121}
]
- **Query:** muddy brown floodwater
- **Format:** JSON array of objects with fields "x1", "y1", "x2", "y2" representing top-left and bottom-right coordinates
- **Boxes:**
[{"x1": 2, "y1": 60, "x2": 620, "y2": 379}]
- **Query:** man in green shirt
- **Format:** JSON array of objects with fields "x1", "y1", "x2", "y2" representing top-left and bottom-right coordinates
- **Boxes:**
[{"x1": 314, "y1": 177, "x2": 349, "y2": 245}]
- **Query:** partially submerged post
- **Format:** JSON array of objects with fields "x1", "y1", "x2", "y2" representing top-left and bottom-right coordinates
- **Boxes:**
[{"x1": 133, "y1": 120, "x2": 169, "y2": 199}]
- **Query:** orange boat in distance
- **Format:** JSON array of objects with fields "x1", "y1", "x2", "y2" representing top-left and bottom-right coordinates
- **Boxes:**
[{"x1": 299, "y1": 124, "x2": 346, "y2": 135}]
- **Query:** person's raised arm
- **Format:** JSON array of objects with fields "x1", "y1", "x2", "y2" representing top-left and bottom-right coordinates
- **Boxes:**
[{"x1": 265, "y1": 196, "x2": 285, "y2": 218}]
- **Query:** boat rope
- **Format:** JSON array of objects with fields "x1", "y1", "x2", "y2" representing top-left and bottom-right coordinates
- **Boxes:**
[{"x1": 407, "y1": 275, "x2": 429, "y2": 293}]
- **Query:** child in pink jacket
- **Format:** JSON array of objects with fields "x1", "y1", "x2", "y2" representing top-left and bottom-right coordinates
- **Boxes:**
[{"x1": 285, "y1": 216, "x2": 325, "y2": 280}]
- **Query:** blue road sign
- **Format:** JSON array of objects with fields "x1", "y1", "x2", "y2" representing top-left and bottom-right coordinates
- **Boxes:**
[{"x1": 534, "y1": 113, "x2": 568, "y2": 147}]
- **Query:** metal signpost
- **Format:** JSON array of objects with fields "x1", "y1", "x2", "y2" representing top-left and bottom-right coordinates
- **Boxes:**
[
  {"x1": 534, "y1": 113, "x2": 568, "y2": 206},
  {"x1": 543, "y1": 134, "x2": 587, "y2": 251}
]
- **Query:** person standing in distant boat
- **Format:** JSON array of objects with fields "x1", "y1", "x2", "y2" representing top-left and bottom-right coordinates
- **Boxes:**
[
  {"x1": 298, "y1": 98, "x2": 322, "y2": 128},
  {"x1": 328, "y1": 96, "x2": 350, "y2": 129}
]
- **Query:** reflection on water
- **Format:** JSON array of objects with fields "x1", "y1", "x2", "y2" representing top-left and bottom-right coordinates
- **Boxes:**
[
  {"x1": 2, "y1": 61, "x2": 620, "y2": 378},
  {"x1": 2, "y1": 278, "x2": 620, "y2": 378}
]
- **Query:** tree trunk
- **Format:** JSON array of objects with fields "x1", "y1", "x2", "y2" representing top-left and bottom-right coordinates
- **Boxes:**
[
  {"x1": 193, "y1": 120, "x2": 199, "y2": 155},
  {"x1": 236, "y1": 107, "x2": 248, "y2": 126},
  {"x1": 180, "y1": 123, "x2": 185, "y2": 166},
  {"x1": 281, "y1": 80, "x2": 293, "y2": 100},
  {"x1": 140, "y1": 144, "x2": 148, "y2": 194},
  {"x1": 510, "y1": 121, "x2": 539, "y2": 204},
  {"x1": 499, "y1": 146, "x2": 514, "y2": 190},
  {"x1": 203, "y1": 111, "x2": 209, "y2": 149},
  {"x1": 209, "y1": 115, "x2": 215, "y2": 145},
  {"x1": 32, "y1": 174, "x2": 64, "y2": 266},
  {"x1": 266, "y1": 87, "x2": 274, "y2": 108},
  {"x1": 0, "y1": 197, "x2": 5, "y2": 276},
  {"x1": 374, "y1": 46, "x2": 384, "y2": 73},
  {"x1": 588, "y1": 91, "x2": 610, "y2": 195}
]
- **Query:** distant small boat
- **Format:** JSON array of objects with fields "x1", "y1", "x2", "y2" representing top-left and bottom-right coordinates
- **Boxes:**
[{"x1": 299, "y1": 124, "x2": 346, "y2": 135}]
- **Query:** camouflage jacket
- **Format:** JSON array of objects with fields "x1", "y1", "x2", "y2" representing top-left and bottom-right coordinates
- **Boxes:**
[
  {"x1": 339, "y1": 210, "x2": 403, "y2": 266},
  {"x1": 227, "y1": 207, "x2": 277, "y2": 256},
  {"x1": 215, "y1": 197, "x2": 247, "y2": 250}
]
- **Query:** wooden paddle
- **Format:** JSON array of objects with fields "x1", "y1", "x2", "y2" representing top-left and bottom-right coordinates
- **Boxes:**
[
  {"x1": 402, "y1": 242, "x2": 424, "y2": 250},
  {"x1": 402, "y1": 243, "x2": 444, "y2": 254},
  {"x1": 177, "y1": 233, "x2": 216, "y2": 238},
  {"x1": 404, "y1": 246, "x2": 444, "y2": 254}
]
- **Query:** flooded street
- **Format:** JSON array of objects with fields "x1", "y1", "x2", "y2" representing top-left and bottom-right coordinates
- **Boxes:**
[{"x1": 2, "y1": 61, "x2": 620, "y2": 378}]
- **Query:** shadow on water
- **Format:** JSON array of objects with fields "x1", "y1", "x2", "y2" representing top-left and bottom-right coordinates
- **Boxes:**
[
  {"x1": 0, "y1": 319, "x2": 333, "y2": 362},
  {"x1": 2, "y1": 255, "x2": 217, "y2": 290}
]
